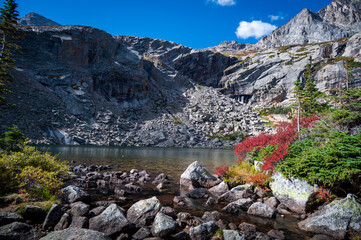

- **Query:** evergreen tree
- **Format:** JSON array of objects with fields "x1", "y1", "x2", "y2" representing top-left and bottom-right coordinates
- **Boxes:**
[
  {"x1": 292, "y1": 78, "x2": 302, "y2": 133},
  {"x1": 301, "y1": 63, "x2": 324, "y2": 116},
  {"x1": 0, "y1": 0, "x2": 19, "y2": 104}
]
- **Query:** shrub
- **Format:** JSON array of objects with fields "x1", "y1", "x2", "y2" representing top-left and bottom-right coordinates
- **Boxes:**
[
  {"x1": 0, "y1": 125, "x2": 26, "y2": 152},
  {"x1": 276, "y1": 130, "x2": 361, "y2": 189},
  {"x1": 215, "y1": 164, "x2": 229, "y2": 177},
  {"x1": 0, "y1": 146, "x2": 70, "y2": 198},
  {"x1": 234, "y1": 116, "x2": 319, "y2": 170}
]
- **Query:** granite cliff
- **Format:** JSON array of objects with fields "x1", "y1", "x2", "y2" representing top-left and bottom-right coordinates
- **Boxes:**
[{"x1": 0, "y1": 0, "x2": 360, "y2": 147}]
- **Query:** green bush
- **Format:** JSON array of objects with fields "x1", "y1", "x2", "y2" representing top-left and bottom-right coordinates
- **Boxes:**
[
  {"x1": 0, "y1": 146, "x2": 70, "y2": 199},
  {"x1": 276, "y1": 130, "x2": 361, "y2": 188},
  {"x1": 0, "y1": 125, "x2": 26, "y2": 152}
]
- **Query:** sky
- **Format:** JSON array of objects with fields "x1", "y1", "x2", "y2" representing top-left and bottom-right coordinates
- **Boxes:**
[{"x1": 14, "y1": 0, "x2": 331, "y2": 49}]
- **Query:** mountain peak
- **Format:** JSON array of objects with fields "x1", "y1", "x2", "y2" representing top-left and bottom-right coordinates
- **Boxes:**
[{"x1": 18, "y1": 12, "x2": 60, "y2": 26}]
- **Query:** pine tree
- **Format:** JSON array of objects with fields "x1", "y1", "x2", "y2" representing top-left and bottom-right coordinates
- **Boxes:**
[
  {"x1": 292, "y1": 78, "x2": 302, "y2": 133},
  {"x1": 301, "y1": 63, "x2": 323, "y2": 116},
  {"x1": 0, "y1": 0, "x2": 19, "y2": 104}
]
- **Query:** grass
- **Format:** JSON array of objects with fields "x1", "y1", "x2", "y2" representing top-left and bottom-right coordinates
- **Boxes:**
[
  {"x1": 285, "y1": 60, "x2": 293, "y2": 65},
  {"x1": 269, "y1": 55, "x2": 275, "y2": 58}
]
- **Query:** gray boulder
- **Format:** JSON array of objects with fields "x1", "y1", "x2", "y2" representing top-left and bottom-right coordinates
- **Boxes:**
[
  {"x1": 127, "y1": 196, "x2": 162, "y2": 227},
  {"x1": 247, "y1": 202, "x2": 275, "y2": 219},
  {"x1": 69, "y1": 216, "x2": 89, "y2": 229},
  {"x1": 61, "y1": 185, "x2": 90, "y2": 204},
  {"x1": 222, "y1": 198, "x2": 254, "y2": 214},
  {"x1": 54, "y1": 213, "x2": 71, "y2": 231},
  {"x1": 298, "y1": 194, "x2": 361, "y2": 239},
  {"x1": 218, "y1": 184, "x2": 253, "y2": 203},
  {"x1": 0, "y1": 212, "x2": 24, "y2": 226},
  {"x1": 151, "y1": 212, "x2": 176, "y2": 238},
  {"x1": 189, "y1": 221, "x2": 219, "y2": 240},
  {"x1": 223, "y1": 230, "x2": 246, "y2": 240},
  {"x1": 42, "y1": 204, "x2": 64, "y2": 230},
  {"x1": 208, "y1": 181, "x2": 229, "y2": 195},
  {"x1": 0, "y1": 222, "x2": 35, "y2": 240},
  {"x1": 180, "y1": 161, "x2": 219, "y2": 188},
  {"x1": 89, "y1": 203, "x2": 129, "y2": 237},
  {"x1": 133, "y1": 227, "x2": 151, "y2": 240},
  {"x1": 22, "y1": 206, "x2": 46, "y2": 223},
  {"x1": 40, "y1": 228, "x2": 111, "y2": 240},
  {"x1": 69, "y1": 202, "x2": 90, "y2": 217},
  {"x1": 270, "y1": 172, "x2": 317, "y2": 214}
]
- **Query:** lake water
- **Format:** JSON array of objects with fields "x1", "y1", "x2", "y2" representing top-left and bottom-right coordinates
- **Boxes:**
[{"x1": 37, "y1": 145, "x2": 311, "y2": 240}]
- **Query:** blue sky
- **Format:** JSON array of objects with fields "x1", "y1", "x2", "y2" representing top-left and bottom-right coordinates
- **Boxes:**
[{"x1": 14, "y1": 0, "x2": 330, "y2": 49}]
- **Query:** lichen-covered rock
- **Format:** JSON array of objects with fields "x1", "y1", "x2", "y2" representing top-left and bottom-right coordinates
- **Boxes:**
[
  {"x1": 127, "y1": 196, "x2": 162, "y2": 227},
  {"x1": 0, "y1": 222, "x2": 35, "y2": 240},
  {"x1": 247, "y1": 202, "x2": 275, "y2": 219},
  {"x1": 270, "y1": 172, "x2": 317, "y2": 214},
  {"x1": 151, "y1": 212, "x2": 175, "y2": 238},
  {"x1": 61, "y1": 185, "x2": 90, "y2": 204},
  {"x1": 218, "y1": 185, "x2": 253, "y2": 203},
  {"x1": 40, "y1": 228, "x2": 111, "y2": 240},
  {"x1": 223, "y1": 230, "x2": 246, "y2": 240},
  {"x1": 208, "y1": 181, "x2": 229, "y2": 195},
  {"x1": 298, "y1": 194, "x2": 361, "y2": 239},
  {"x1": 189, "y1": 221, "x2": 219, "y2": 240},
  {"x1": 180, "y1": 161, "x2": 219, "y2": 188},
  {"x1": 89, "y1": 204, "x2": 129, "y2": 237},
  {"x1": 222, "y1": 198, "x2": 254, "y2": 214}
]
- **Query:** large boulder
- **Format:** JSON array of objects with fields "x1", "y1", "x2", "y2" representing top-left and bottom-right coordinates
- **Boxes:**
[
  {"x1": 61, "y1": 185, "x2": 90, "y2": 204},
  {"x1": 0, "y1": 212, "x2": 24, "y2": 226},
  {"x1": 247, "y1": 202, "x2": 275, "y2": 219},
  {"x1": 151, "y1": 212, "x2": 176, "y2": 238},
  {"x1": 218, "y1": 185, "x2": 253, "y2": 203},
  {"x1": 180, "y1": 161, "x2": 219, "y2": 188},
  {"x1": 189, "y1": 221, "x2": 219, "y2": 240},
  {"x1": 127, "y1": 196, "x2": 162, "y2": 227},
  {"x1": 0, "y1": 222, "x2": 36, "y2": 240},
  {"x1": 298, "y1": 194, "x2": 361, "y2": 239},
  {"x1": 89, "y1": 203, "x2": 129, "y2": 237},
  {"x1": 40, "y1": 228, "x2": 111, "y2": 240},
  {"x1": 42, "y1": 204, "x2": 64, "y2": 230},
  {"x1": 270, "y1": 172, "x2": 317, "y2": 214}
]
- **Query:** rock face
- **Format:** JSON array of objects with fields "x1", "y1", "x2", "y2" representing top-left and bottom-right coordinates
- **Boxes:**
[
  {"x1": 40, "y1": 228, "x2": 111, "y2": 240},
  {"x1": 180, "y1": 161, "x2": 219, "y2": 188},
  {"x1": 126, "y1": 196, "x2": 162, "y2": 227},
  {"x1": 1, "y1": 0, "x2": 361, "y2": 147},
  {"x1": 270, "y1": 172, "x2": 317, "y2": 214},
  {"x1": 18, "y1": 12, "x2": 60, "y2": 26},
  {"x1": 256, "y1": 0, "x2": 361, "y2": 48},
  {"x1": 298, "y1": 194, "x2": 361, "y2": 239},
  {"x1": 89, "y1": 204, "x2": 129, "y2": 237},
  {"x1": 151, "y1": 212, "x2": 176, "y2": 238}
]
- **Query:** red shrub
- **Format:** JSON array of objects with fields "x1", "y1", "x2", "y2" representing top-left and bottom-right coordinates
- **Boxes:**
[
  {"x1": 215, "y1": 164, "x2": 229, "y2": 177},
  {"x1": 235, "y1": 115, "x2": 319, "y2": 170}
]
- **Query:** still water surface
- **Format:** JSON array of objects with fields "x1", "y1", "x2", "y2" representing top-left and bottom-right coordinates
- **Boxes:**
[{"x1": 37, "y1": 145, "x2": 310, "y2": 240}]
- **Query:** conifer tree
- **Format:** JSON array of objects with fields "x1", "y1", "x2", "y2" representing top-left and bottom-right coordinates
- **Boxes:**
[
  {"x1": 0, "y1": 0, "x2": 19, "y2": 104},
  {"x1": 301, "y1": 63, "x2": 323, "y2": 116},
  {"x1": 292, "y1": 78, "x2": 302, "y2": 133}
]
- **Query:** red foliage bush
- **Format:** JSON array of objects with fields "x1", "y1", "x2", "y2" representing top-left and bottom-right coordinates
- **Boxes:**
[
  {"x1": 313, "y1": 187, "x2": 335, "y2": 204},
  {"x1": 235, "y1": 116, "x2": 319, "y2": 170},
  {"x1": 215, "y1": 164, "x2": 229, "y2": 177}
]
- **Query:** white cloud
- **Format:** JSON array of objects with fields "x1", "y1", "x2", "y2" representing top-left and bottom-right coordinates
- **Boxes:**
[
  {"x1": 269, "y1": 14, "x2": 285, "y2": 22},
  {"x1": 211, "y1": 0, "x2": 236, "y2": 6},
  {"x1": 235, "y1": 20, "x2": 277, "y2": 39}
]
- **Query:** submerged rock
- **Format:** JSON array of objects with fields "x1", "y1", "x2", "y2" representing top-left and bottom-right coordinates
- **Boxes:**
[
  {"x1": 180, "y1": 161, "x2": 219, "y2": 188},
  {"x1": 127, "y1": 196, "x2": 162, "y2": 227},
  {"x1": 270, "y1": 172, "x2": 317, "y2": 214},
  {"x1": 298, "y1": 194, "x2": 361, "y2": 239},
  {"x1": 40, "y1": 228, "x2": 111, "y2": 240}
]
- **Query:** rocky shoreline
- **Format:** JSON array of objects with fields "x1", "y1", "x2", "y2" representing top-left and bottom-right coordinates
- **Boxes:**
[{"x1": 0, "y1": 161, "x2": 360, "y2": 240}]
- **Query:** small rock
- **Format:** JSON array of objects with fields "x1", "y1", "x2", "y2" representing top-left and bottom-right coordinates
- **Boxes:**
[
  {"x1": 127, "y1": 197, "x2": 162, "y2": 228},
  {"x1": 206, "y1": 197, "x2": 217, "y2": 206},
  {"x1": 133, "y1": 227, "x2": 151, "y2": 240},
  {"x1": 54, "y1": 213, "x2": 71, "y2": 231},
  {"x1": 186, "y1": 188, "x2": 207, "y2": 199},
  {"x1": 189, "y1": 221, "x2": 219, "y2": 240},
  {"x1": 223, "y1": 229, "x2": 246, "y2": 240},
  {"x1": 61, "y1": 185, "x2": 90, "y2": 204},
  {"x1": 247, "y1": 202, "x2": 275, "y2": 218},
  {"x1": 69, "y1": 216, "x2": 89, "y2": 229},
  {"x1": 40, "y1": 227, "x2": 111, "y2": 240},
  {"x1": 42, "y1": 204, "x2": 64, "y2": 230},
  {"x1": 0, "y1": 212, "x2": 24, "y2": 226},
  {"x1": 70, "y1": 202, "x2": 90, "y2": 217},
  {"x1": 180, "y1": 161, "x2": 219, "y2": 188},
  {"x1": 151, "y1": 212, "x2": 176, "y2": 238},
  {"x1": 267, "y1": 229, "x2": 285, "y2": 240}
]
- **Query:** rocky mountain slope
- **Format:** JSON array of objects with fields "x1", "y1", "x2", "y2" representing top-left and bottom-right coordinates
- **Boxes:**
[
  {"x1": 256, "y1": 0, "x2": 361, "y2": 48},
  {"x1": 0, "y1": 0, "x2": 360, "y2": 147},
  {"x1": 18, "y1": 12, "x2": 60, "y2": 26}
]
